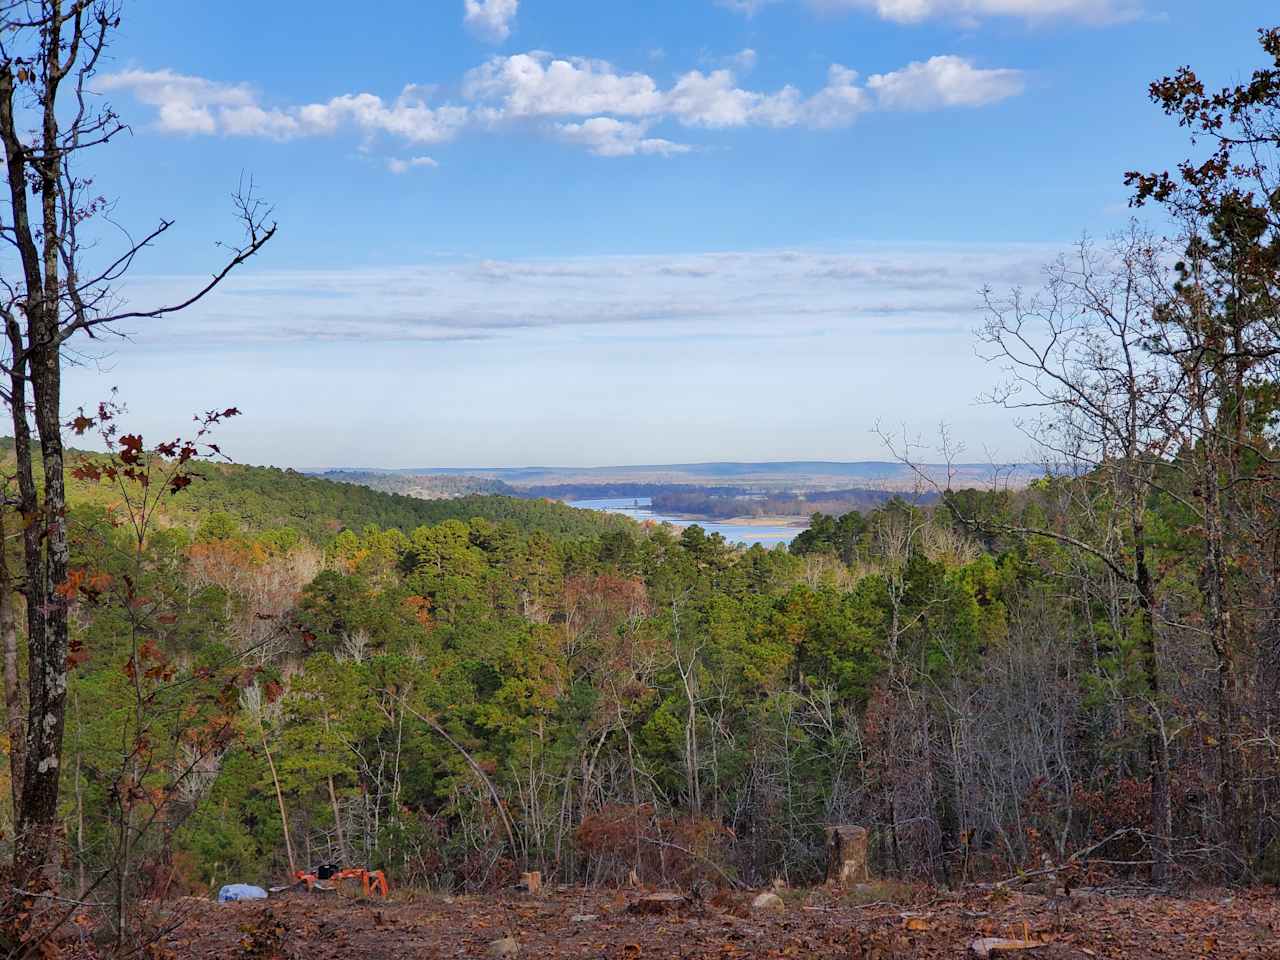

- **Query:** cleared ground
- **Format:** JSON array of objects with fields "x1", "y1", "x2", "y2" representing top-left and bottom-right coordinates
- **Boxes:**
[{"x1": 142, "y1": 883, "x2": 1278, "y2": 959}]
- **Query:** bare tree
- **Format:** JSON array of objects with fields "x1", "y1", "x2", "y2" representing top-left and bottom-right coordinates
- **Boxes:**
[
  {"x1": 1140, "y1": 213, "x2": 1280, "y2": 871},
  {"x1": 1126, "y1": 22, "x2": 1280, "y2": 877},
  {"x1": 0, "y1": 0, "x2": 275, "y2": 929},
  {"x1": 885, "y1": 228, "x2": 1185, "y2": 881}
]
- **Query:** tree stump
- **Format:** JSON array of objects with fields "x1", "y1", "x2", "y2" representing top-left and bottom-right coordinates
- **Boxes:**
[
  {"x1": 825, "y1": 825, "x2": 870, "y2": 886},
  {"x1": 518, "y1": 871, "x2": 542, "y2": 895}
]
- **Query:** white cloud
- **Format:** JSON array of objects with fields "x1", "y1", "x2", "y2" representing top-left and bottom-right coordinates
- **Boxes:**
[
  {"x1": 464, "y1": 0, "x2": 519, "y2": 42},
  {"x1": 313, "y1": 87, "x2": 470, "y2": 143},
  {"x1": 100, "y1": 70, "x2": 469, "y2": 144},
  {"x1": 69, "y1": 244, "x2": 1061, "y2": 468},
  {"x1": 666, "y1": 69, "x2": 776, "y2": 128},
  {"x1": 799, "y1": 65, "x2": 872, "y2": 127},
  {"x1": 867, "y1": 56, "x2": 1025, "y2": 109},
  {"x1": 665, "y1": 64, "x2": 877, "y2": 129},
  {"x1": 463, "y1": 53, "x2": 666, "y2": 119},
  {"x1": 804, "y1": 0, "x2": 1139, "y2": 23},
  {"x1": 468, "y1": 51, "x2": 1014, "y2": 133},
  {"x1": 387, "y1": 155, "x2": 440, "y2": 174},
  {"x1": 102, "y1": 49, "x2": 1023, "y2": 159},
  {"x1": 556, "y1": 118, "x2": 691, "y2": 157},
  {"x1": 98, "y1": 69, "x2": 258, "y2": 135},
  {"x1": 111, "y1": 244, "x2": 1059, "y2": 347}
]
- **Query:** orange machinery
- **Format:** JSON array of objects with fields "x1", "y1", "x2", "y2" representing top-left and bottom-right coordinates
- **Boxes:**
[{"x1": 290, "y1": 866, "x2": 389, "y2": 898}]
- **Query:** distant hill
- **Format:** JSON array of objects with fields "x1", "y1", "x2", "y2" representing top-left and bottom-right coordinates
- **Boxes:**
[
  {"x1": 650, "y1": 487, "x2": 941, "y2": 519},
  {"x1": 320, "y1": 470, "x2": 518, "y2": 500},
  {"x1": 140, "y1": 463, "x2": 626, "y2": 541},
  {"x1": 0, "y1": 440, "x2": 632, "y2": 543},
  {"x1": 315, "y1": 460, "x2": 1044, "y2": 493}
]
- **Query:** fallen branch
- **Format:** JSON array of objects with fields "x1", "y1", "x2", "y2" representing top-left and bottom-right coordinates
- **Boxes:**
[{"x1": 981, "y1": 829, "x2": 1149, "y2": 890}]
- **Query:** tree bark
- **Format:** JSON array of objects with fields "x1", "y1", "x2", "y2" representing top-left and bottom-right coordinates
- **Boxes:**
[
  {"x1": 825, "y1": 825, "x2": 871, "y2": 885},
  {"x1": 0, "y1": 8, "x2": 75, "y2": 892},
  {"x1": 1202, "y1": 497, "x2": 1242, "y2": 867},
  {"x1": 260, "y1": 728, "x2": 296, "y2": 875},
  {"x1": 1133, "y1": 522, "x2": 1172, "y2": 883},
  {"x1": 1, "y1": 506, "x2": 23, "y2": 817}
]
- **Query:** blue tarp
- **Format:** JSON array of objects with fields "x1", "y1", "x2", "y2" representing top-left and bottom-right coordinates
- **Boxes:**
[{"x1": 218, "y1": 883, "x2": 268, "y2": 902}]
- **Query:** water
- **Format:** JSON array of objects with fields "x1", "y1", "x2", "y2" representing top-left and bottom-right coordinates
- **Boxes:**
[{"x1": 566, "y1": 497, "x2": 807, "y2": 548}]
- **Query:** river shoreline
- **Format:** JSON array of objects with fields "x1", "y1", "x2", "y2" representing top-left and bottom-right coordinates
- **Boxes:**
[
  {"x1": 660, "y1": 512, "x2": 810, "y2": 528},
  {"x1": 565, "y1": 497, "x2": 808, "y2": 547}
]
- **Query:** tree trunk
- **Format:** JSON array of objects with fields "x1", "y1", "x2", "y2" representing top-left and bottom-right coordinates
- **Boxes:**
[
  {"x1": 684, "y1": 687, "x2": 701, "y2": 819},
  {"x1": 327, "y1": 776, "x2": 346, "y2": 863},
  {"x1": 1133, "y1": 528, "x2": 1172, "y2": 884},
  {"x1": 14, "y1": 1, "x2": 76, "y2": 886},
  {"x1": 261, "y1": 732, "x2": 296, "y2": 874},
  {"x1": 321, "y1": 713, "x2": 347, "y2": 861},
  {"x1": 15, "y1": 339, "x2": 72, "y2": 892},
  {"x1": 1199, "y1": 419, "x2": 1243, "y2": 871},
  {"x1": 1, "y1": 508, "x2": 23, "y2": 818},
  {"x1": 1205, "y1": 517, "x2": 1242, "y2": 866}
]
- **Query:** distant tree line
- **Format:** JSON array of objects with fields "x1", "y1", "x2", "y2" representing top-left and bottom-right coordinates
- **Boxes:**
[
  {"x1": 652, "y1": 488, "x2": 939, "y2": 519},
  {"x1": 322, "y1": 471, "x2": 519, "y2": 501},
  {"x1": 521, "y1": 482, "x2": 751, "y2": 501}
]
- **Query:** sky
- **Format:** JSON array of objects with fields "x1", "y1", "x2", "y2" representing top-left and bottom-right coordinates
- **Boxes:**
[{"x1": 57, "y1": 0, "x2": 1274, "y2": 468}]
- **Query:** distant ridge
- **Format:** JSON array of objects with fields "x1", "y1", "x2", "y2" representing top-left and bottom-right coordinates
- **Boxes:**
[
  {"x1": 307, "y1": 461, "x2": 1043, "y2": 492},
  {"x1": 320, "y1": 470, "x2": 518, "y2": 500}
]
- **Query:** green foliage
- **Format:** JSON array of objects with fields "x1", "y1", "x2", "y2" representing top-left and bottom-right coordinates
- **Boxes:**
[
  {"x1": 10, "y1": 439, "x2": 634, "y2": 543},
  {"x1": 47, "y1": 446, "x2": 1270, "y2": 893},
  {"x1": 790, "y1": 509, "x2": 868, "y2": 562}
]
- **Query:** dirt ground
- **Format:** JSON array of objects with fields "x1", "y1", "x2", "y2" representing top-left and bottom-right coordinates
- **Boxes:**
[{"x1": 135, "y1": 883, "x2": 1279, "y2": 959}]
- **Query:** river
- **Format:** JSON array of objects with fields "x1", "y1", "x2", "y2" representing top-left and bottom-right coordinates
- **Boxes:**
[{"x1": 566, "y1": 497, "x2": 807, "y2": 548}]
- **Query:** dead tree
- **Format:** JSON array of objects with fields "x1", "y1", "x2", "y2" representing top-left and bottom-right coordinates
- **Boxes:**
[{"x1": 975, "y1": 229, "x2": 1185, "y2": 883}]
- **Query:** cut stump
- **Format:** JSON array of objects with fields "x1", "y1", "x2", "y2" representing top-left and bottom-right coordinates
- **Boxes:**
[
  {"x1": 518, "y1": 871, "x2": 542, "y2": 895},
  {"x1": 824, "y1": 825, "x2": 870, "y2": 886}
]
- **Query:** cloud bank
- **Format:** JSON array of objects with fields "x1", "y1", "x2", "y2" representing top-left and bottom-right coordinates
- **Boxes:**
[
  {"x1": 100, "y1": 49, "x2": 1024, "y2": 158},
  {"x1": 109, "y1": 245, "x2": 1058, "y2": 348}
]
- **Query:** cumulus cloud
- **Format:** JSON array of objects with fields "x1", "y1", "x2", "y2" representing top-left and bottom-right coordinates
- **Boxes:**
[
  {"x1": 868, "y1": 56, "x2": 1024, "y2": 109},
  {"x1": 463, "y1": 53, "x2": 666, "y2": 118},
  {"x1": 387, "y1": 155, "x2": 440, "y2": 173},
  {"x1": 469, "y1": 52, "x2": 1009, "y2": 132},
  {"x1": 464, "y1": 0, "x2": 519, "y2": 42},
  {"x1": 666, "y1": 69, "x2": 782, "y2": 127},
  {"x1": 556, "y1": 118, "x2": 691, "y2": 157},
  {"x1": 100, "y1": 70, "x2": 469, "y2": 143},
  {"x1": 97, "y1": 69, "x2": 258, "y2": 135},
  {"x1": 102, "y1": 49, "x2": 1022, "y2": 159},
  {"x1": 797, "y1": 65, "x2": 873, "y2": 127}
]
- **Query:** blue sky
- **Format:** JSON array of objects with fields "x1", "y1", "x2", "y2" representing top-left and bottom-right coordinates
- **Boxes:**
[{"x1": 60, "y1": 0, "x2": 1273, "y2": 468}]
